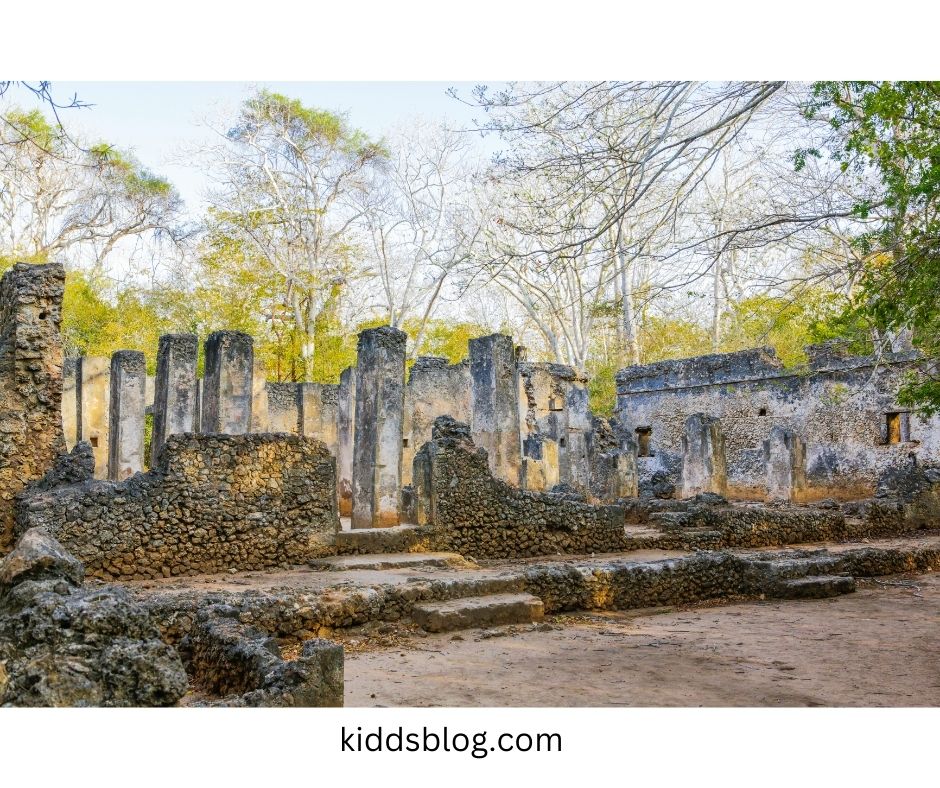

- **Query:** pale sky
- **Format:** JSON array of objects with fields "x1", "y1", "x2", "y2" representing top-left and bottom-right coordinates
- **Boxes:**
[{"x1": 6, "y1": 81, "x2": 498, "y2": 215}]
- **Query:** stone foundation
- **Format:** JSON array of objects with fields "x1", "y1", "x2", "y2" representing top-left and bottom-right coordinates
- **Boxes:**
[{"x1": 179, "y1": 605, "x2": 343, "y2": 707}]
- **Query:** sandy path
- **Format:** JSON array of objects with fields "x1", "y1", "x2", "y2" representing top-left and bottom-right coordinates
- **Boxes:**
[{"x1": 344, "y1": 572, "x2": 940, "y2": 707}]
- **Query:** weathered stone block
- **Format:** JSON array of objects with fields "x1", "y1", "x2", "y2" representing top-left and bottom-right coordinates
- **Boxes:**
[
  {"x1": 202, "y1": 331, "x2": 253, "y2": 434},
  {"x1": 77, "y1": 355, "x2": 110, "y2": 480},
  {"x1": 352, "y1": 326, "x2": 406, "y2": 529},
  {"x1": 764, "y1": 425, "x2": 807, "y2": 502},
  {"x1": 336, "y1": 366, "x2": 356, "y2": 517},
  {"x1": 108, "y1": 350, "x2": 146, "y2": 481},
  {"x1": 680, "y1": 413, "x2": 728, "y2": 498},
  {"x1": 469, "y1": 334, "x2": 521, "y2": 486},
  {"x1": 0, "y1": 262, "x2": 67, "y2": 549},
  {"x1": 151, "y1": 333, "x2": 198, "y2": 465}
]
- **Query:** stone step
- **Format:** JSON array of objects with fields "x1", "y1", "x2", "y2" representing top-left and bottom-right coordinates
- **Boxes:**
[
  {"x1": 412, "y1": 593, "x2": 545, "y2": 633},
  {"x1": 776, "y1": 575, "x2": 857, "y2": 599},
  {"x1": 334, "y1": 523, "x2": 432, "y2": 555},
  {"x1": 309, "y1": 552, "x2": 475, "y2": 571}
]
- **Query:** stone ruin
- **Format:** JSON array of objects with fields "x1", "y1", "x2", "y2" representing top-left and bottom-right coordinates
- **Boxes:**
[{"x1": 1, "y1": 260, "x2": 940, "y2": 707}]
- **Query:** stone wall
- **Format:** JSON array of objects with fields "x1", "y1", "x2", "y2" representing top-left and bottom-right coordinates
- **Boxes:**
[
  {"x1": 266, "y1": 382, "x2": 300, "y2": 433},
  {"x1": 615, "y1": 343, "x2": 940, "y2": 501},
  {"x1": 413, "y1": 417, "x2": 627, "y2": 559},
  {"x1": 518, "y1": 361, "x2": 593, "y2": 493},
  {"x1": 403, "y1": 356, "x2": 471, "y2": 487},
  {"x1": 0, "y1": 529, "x2": 188, "y2": 707},
  {"x1": 14, "y1": 433, "x2": 339, "y2": 580},
  {"x1": 138, "y1": 540, "x2": 940, "y2": 651},
  {"x1": 0, "y1": 263, "x2": 66, "y2": 551},
  {"x1": 179, "y1": 605, "x2": 343, "y2": 707},
  {"x1": 300, "y1": 382, "x2": 339, "y2": 455}
]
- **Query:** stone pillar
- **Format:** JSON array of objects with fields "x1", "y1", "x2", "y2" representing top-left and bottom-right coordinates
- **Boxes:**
[
  {"x1": 469, "y1": 334, "x2": 521, "y2": 486},
  {"x1": 62, "y1": 357, "x2": 79, "y2": 451},
  {"x1": 300, "y1": 382, "x2": 339, "y2": 454},
  {"x1": 108, "y1": 350, "x2": 146, "y2": 481},
  {"x1": 336, "y1": 366, "x2": 356, "y2": 517},
  {"x1": 77, "y1": 355, "x2": 110, "y2": 479},
  {"x1": 565, "y1": 382, "x2": 593, "y2": 492},
  {"x1": 680, "y1": 413, "x2": 728, "y2": 498},
  {"x1": 151, "y1": 333, "x2": 198, "y2": 466},
  {"x1": 202, "y1": 331, "x2": 253, "y2": 435},
  {"x1": 251, "y1": 357, "x2": 269, "y2": 432},
  {"x1": 352, "y1": 326, "x2": 406, "y2": 529},
  {"x1": 0, "y1": 262, "x2": 66, "y2": 549},
  {"x1": 764, "y1": 425, "x2": 806, "y2": 502}
]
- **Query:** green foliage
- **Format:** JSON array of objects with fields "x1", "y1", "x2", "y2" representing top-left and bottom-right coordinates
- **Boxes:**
[
  {"x1": 720, "y1": 289, "x2": 864, "y2": 367},
  {"x1": 585, "y1": 359, "x2": 618, "y2": 418},
  {"x1": 807, "y1": 81, "x2": 940, "y2": 414},
  {"x1": 640, "y1": 316, "x2": 712, "y2": 362},
  {"x1": 407, "y1": 319, "x2": 489, "y2": 363},
  {"x1": 236, "y1": 89, "x2": 388, "y2": 160},
  {"x1": 89, "y1": 143, "x2": 173, "y2": 197},
  {"x1": 62, "y1": 269, "x2": 189, "y2": 374}
]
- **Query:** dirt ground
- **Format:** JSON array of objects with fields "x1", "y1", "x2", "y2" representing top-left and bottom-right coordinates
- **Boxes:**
[{"x1": 344, "y1": 571, "x2": 940, "y2": 707}]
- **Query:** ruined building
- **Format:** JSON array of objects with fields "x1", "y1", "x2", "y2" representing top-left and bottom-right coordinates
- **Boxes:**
[{"x1": 2, "y1": 259, "x2": 940, "y2": 707}]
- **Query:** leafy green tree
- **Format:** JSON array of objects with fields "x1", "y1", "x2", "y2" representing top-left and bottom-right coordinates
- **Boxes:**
[
  {"x1": 199, "y1": 90, "x2": 387, "y2": 379},
  {"x1": 806, "y1": 81, "x2": 940, "y2": 412}
]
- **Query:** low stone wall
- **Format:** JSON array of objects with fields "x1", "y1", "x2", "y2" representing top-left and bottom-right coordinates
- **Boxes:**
[
  {"x1": 14, "y1": 433, "x2": 339, "y2": 580},
  {"x1": 414, "y1": 417, "x2": 628, "y2": 559},
  {"x1": 179, "y1": 605, "x2": 343, "y2": 707},
  {"x1": 136, "y1": 540, "x2": 940, "y2": 647}
]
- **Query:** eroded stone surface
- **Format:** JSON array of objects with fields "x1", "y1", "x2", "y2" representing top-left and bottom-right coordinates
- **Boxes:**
[{"x1": 0, "y1": 529, "x2": 187, "y2": 707}]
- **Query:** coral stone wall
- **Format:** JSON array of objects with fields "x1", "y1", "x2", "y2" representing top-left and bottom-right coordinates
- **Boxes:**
[
  {"x1": 403, "y1": 357, "x2": 471, "y2": 487},
  {"x1": 0, "y1": 263, "x2": 66, "y2": 551},
  {"x1": 14, "y1": 433, "x2": 339, "y2": 580},
  {"x1": 414, "y1": 417, "x2": 627, "y2": 559},
  {"x1": 615, "y1": 344, "x2": 940, "y2": 501}
]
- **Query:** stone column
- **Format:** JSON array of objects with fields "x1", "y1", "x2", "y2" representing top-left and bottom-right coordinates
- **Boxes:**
[
  {"x1": 251, "y1": 357, "x2": 269, "y2": 432},
  {"x1": 352, "y1": 326, "x2": 406, "y2": 529},
  {"x1": 469, "y1": 334, "x2": 522, "y2": 486},
  {"x1": 202, "y1": 331, "x2": 253, "y2": 434},
  {"x1": 108, "y1": 350, "x2": 146, "y2": 481},
  {"x1": 151, "y1": 333, "x2": 198, "y2": 465},
  {"x1": 300, "y1": 382, "x2": 339, "y2": 454},
  {"x1": 336, "y1": 366, "x2": 356, "y2": 517},
  {"x1": 0, "y1": 262, "x2": 66, "y2": 549},
  {"x1": 680, "y1": 413, "x2": 728, "y2": 498},
  {"x1": 764, "y1": 425, "x2": 806, "y2": 502},
  {"x1": 62, "y1": 357, "x2": 79, "y2": 451},
  {"x1": 78, "y1": 355, "x2": 111, "y2": 479},
  {"x1": 565, "y1": 382, "x2": 593, "y2": 492}
]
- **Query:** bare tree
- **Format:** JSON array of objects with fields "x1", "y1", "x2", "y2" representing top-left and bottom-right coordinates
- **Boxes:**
[
  {"x1": 196, "y1": 90, "x2": 386, "y2": 375},
  {"x1": 0, "y1": 106, "x2": 186, "y2": 275},
  {"x1": 357, "y1": 120, "x2": 483, "y2": 356}
]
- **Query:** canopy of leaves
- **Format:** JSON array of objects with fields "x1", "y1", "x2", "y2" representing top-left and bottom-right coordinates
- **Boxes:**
[{"x1": 807, "y1": 81, "x2": 940, "y2": 414}]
